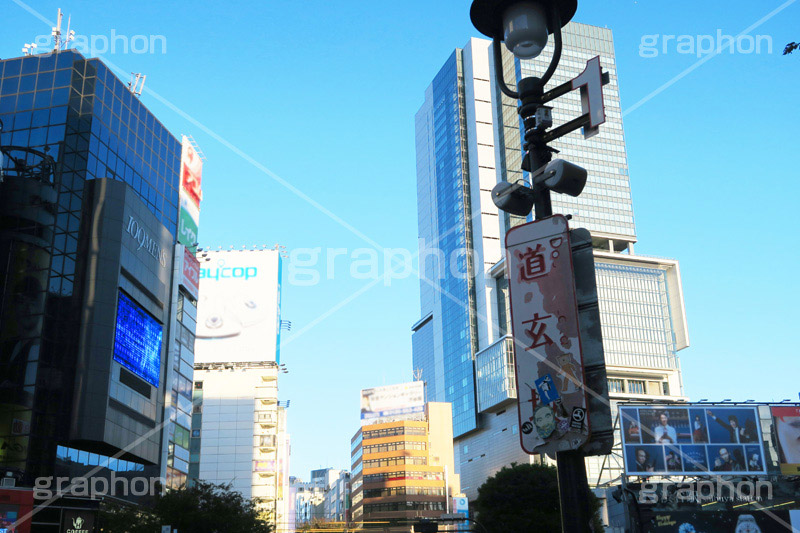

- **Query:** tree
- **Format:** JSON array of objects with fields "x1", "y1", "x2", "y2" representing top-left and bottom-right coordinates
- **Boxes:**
[
  {"x1": 473, "y1": 463, "x2": 604, "y2": 533},
  {"x1": 99, "y1": 481, "x2": 273, "y2": 533},
  {"x1": 784, "y1": 42, "x2": 799, "y2": 55}
]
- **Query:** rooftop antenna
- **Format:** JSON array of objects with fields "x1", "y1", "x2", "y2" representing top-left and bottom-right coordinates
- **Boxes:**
[
  {"x1": 413, "y1": 368, "x2": 423, "y2": 381},
  {"x1": 50, "y1": 9, "x2": 75, "y2": 52},
  {"x1": 22, "y1": 43, "x2": 38, "y2": 56},
  {"x1": 52, "y1": 9, "x2": 63, "y2": 51},
  {"x1": 127, "y1": 73, "x2": 146, "y2": 97}
]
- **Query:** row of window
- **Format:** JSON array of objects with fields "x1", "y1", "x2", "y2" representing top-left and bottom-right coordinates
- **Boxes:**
[
  {"x1": 363, "y1": 426, "x2": 426, "y2": 440},
  {"x1": 363, "y1": 441, "x2": 426, "y2": 455},
  {"x1": 363, "y1": 471, "x2": 443, "y2": 483},
  {"x1": 608, "y1": 378, "x2": 669, "y2": 396},
  {"x1": 56, "y1": 445, "x2": 145, "y2": 472},
  {"x1": 364, "y1": 501, "x2": 445, "y2": 513},
  {"x1": 363, "y1": 457, "x2": 427, "y2": 469},
  {"x1": 364, "y1": 486, "x2": 445, "y2": 498}
]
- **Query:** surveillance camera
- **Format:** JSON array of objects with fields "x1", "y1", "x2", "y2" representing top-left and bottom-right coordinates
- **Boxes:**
[
  {"x1": 538, "y1": 159, "x2": 588, "y2": 197},
  {"x1": 491, "y1": 181, "x2": 535, "y2": 217}
]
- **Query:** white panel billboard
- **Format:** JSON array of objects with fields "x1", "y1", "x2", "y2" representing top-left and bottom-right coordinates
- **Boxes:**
[
  {"x1": 360, "y1": 382, "x2": 425, "y2": 426},
  {"x1": 194, "y1": 250, "x2": 281, "y2": 364}
]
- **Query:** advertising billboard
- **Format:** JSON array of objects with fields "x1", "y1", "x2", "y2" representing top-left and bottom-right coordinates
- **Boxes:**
[
  {"x1": 505, "y1": 216, "x2": 589, "y2": 455},
  {"x1": 180, "y1": 136, "x2": 203, "y2": 209},
  {"x1": 644, "y1": 510, "x2": 800, "y2": 533},
  {"x1": 182, "y1": 248, "x2": 200, "y2": 299},
  {"x1": 771, "y1": 405, "x2": 800, "y2": 475},
  {"x1": 178, "y1": 136, "x2": 203, "y2": 250},
  {"x1": 620, "y1": 405, "x2": 766, "y2": 476},
  {"x1": 360, "y1": 381, "x2": 425, "y2": 425},
  {"x1": 194, "y1": 250, "x2": 281, "y2": 364},
  {"x1": 113, "y1": 291, "x2": 163, "y2": 387}
]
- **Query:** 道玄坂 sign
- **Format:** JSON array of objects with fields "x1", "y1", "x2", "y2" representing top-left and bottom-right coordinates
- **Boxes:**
[{"x1": 505, "y1": 215, "x2": 589, "y2": 455}]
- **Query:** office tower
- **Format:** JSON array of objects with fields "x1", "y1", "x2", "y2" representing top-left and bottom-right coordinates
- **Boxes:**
[
  {"x1": 190, "y1": 248, "x2": 289, "y2": 531},
  {"x1": 0, "y1": 49, "x2": 199, "y2": 526},
  {"x1": 412, "y1": 24, "x2": 689, "y2": 501},
  {"x1": 350, "y1": 382, "x2": 461, "y2": 532}
]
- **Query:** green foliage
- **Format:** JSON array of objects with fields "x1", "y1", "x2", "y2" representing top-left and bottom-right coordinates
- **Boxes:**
[
  {"x1": 99, "y1": 480, "x2": 273, "y2": 533},
  {"x1": 784, "y1": 42, "x2": 799, "y2": 55},
  {"x1": 473, "y1": 462, "x2": 604, "y2": 533}
]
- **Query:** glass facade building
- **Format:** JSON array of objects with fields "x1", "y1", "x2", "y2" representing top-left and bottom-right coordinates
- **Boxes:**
[
  {"x1": 414, "y1": 51, "x2": 479, "y2": 438},
  {"x1": 0, "y1": 49, "x2": 186, "y2": 520},
  {"x1": 412, "y1": 26, "x2": 689, "y2": 501}
]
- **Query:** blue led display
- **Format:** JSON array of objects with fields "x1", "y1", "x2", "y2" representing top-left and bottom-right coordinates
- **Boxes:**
[{"x1": 113, "y1": 291, "x2": 162, "y2": 387}]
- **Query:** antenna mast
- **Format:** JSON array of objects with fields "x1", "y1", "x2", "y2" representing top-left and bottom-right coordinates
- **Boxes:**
[{"x1": 128, "y1": 73, "x2": 147, "y2": 97}]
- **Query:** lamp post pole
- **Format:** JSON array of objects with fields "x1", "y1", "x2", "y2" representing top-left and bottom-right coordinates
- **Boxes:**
[{"x1": 470, "y1": 1, "x2": 604, "y2": 531}]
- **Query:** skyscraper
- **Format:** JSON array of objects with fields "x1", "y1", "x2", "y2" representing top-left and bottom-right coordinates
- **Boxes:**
[
  {"x1": 0, "y1": 48, "x2": 198, "y2": 526},
  {"x1": 412, "y1": 24, "x2": 689, "y2": 501}
]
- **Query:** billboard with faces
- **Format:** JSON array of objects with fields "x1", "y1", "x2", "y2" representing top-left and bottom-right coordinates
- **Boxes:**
[
  {"x1": 771, "y1": 405, "x2": 800, "y2": 475},
  {"x1": 620, "y1": 405, "x2": 766, "y2": 477}
]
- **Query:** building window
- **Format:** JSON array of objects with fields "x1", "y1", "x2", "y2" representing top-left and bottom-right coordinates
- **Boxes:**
[
  {"x1": 608, "y1": 378, "x2": 625, "y2": 393},
  {"x1": 627, "y1": 380, "x2": 645, "y2": 395},
  {"x1": 662, "y1": 381, "x2": 670, "y2": 396}
]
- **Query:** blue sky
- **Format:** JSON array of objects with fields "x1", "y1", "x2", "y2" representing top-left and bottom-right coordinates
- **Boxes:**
[{"x1": 3, "y1": 0, "x2": 799, "y2": 478}]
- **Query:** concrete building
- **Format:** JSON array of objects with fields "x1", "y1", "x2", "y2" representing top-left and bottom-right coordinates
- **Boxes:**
[
  {"x1": 411, "y1": 24, "x2": 689, "y2": 505},
  {"x1": 291, "y1": 468, "x2": 351, "y2": 527},
  {"x1": 350, "y1": 402, "x2": 461, "y2": 531},
  {"x1": 190, "y1": 248, "x2": 289, "y2": 532}
]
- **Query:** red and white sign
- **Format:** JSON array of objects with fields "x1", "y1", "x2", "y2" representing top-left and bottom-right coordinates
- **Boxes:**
[
  {"x1": 182, "y1": 248, "x2": 200, "y2": 298},
  {"x1": 505, "y1": 215, "x2": 590, "y2": 455},
  {"x1": 180, "y1": 136, "x2": 203, "y2": 210}
]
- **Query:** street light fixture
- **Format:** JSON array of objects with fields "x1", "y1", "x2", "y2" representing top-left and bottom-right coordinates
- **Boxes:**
[
  {"x1": 470, "y1": 3, "x2": 614, "y2": 533},
  {"x1": 471, "y1": 0, "x2": 584, "y2": 220}
]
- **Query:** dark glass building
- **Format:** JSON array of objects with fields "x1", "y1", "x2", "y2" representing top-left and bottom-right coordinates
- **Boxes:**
[{"x1": 1, "y1": 49, "x2": 183, "y2": 529}]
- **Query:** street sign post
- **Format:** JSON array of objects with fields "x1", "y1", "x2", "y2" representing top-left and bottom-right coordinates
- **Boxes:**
[{"x1": 505, "y1": 215, "x2": 590, "y2": 455}]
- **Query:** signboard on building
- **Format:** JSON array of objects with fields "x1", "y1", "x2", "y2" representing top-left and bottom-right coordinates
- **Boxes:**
[
  {"x1": 60, "y1": 509, "x2": 96, "y2": 533},
  {"x1": 771, "y1": 405, "x2": 800, "y2": 475},
  {"x1": 194, "y1": 250, "x2": 281, "y2": 364},
  {"x1": 505, "y1": 215, "x2": 589, "y2": 455},
  {"x1": 360, "y1": 382, "x2": 425, "y2": 425},
  {"x1": 644, "y1": 510, "x2": 800, "y2": 533},
  {"x1": 181, "y1": 248, "x2": 200, "y2": 299},
  {"x1": 178, "y1": 136, "x2": 203, "y2": 250},
  {"x1": 619, "y1": 405, "x2": 767, "y2": 476},
  {"x1": 0, "y1": 488, "x2": 33, "y2": 533}
]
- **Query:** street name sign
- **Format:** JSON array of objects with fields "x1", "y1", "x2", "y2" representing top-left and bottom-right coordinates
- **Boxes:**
[{"x1": 505, "y1": 215, "x2": 590, "y2": 454}]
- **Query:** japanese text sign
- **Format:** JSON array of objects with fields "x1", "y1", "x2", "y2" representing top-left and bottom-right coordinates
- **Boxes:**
[{"x1": 505, "y1": 215, "x2": 589, "y2": 454}]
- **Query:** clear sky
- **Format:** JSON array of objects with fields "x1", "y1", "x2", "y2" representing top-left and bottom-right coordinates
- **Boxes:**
[{"x1": 3, "y1": 0, "x2": 799, "y2": 479}]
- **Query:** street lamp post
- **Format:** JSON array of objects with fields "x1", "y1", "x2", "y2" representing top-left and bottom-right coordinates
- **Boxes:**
[{"x1": 469, "y1": 1, "x2": 599, "y2": 532}]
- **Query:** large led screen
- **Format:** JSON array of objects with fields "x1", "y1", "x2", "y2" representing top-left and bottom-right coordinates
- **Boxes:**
[
  {"x1": 620, "y1": 405, "x2": 766, "y2": 476},
  {"x1": 113, "y1": 291, "x2": 162, "y2": 387}
]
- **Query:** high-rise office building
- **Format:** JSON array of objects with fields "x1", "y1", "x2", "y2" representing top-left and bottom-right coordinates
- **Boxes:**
[
  {"x1": 412, "y1": 25, "x2": 689, "y2": 502},
  {"x1": 191, "y1": 248, "x2": 289, "y2": 531},
  {"x1": 0, "y1": 49, "x2": 199, "y2": 528}
]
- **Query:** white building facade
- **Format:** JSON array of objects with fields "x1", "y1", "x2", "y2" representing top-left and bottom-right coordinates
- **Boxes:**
[
  {"x1": 412, "y1": 25, "x2": 690, "y2": 503},
  {"x1": 191, "y1": 249, "x2": 289, "y2": 531}
]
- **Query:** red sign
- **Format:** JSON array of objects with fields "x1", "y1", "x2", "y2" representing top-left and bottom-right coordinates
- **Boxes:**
[
  {"x1": 180, "y1": 137, "x2": 203, "y2": 210},
  {"x1": 505, "y1": 215, "x2": 589, "y2": 455},
  {"x1": 182, "y1": 248, "x2": 200, "y2": 298},
  {"x1": 0, "y1": 488, "x2": 33, "y2": 533}
]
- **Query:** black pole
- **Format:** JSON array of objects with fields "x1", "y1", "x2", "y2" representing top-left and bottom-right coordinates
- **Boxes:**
[
  {"x1": 517, "y1": 77, "x2": 553, "y2": 221},
  {"x1": 556, "y1": 450, "x2": 595, "y2": 532},
  {"x1": 517, "y1": 76, "x2": 594, "y2": 532}
]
